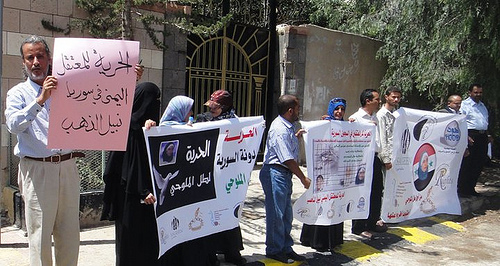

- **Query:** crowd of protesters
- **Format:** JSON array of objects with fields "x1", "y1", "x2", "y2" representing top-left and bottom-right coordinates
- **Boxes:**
[{"x1": 5, "y1": 34, "x2": 492, "y2": 265}]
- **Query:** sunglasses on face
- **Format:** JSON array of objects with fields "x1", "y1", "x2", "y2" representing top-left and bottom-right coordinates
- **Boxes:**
[{"x1": 331, "y1": 97, "x2": 346, "y2": 104}]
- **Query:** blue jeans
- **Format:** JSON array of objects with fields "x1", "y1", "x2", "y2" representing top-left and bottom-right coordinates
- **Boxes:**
[{"x1": 259, "y1": 164, "x2": 294, "y2": 255}]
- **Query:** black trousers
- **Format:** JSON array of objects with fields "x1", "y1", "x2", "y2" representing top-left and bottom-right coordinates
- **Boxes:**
[
  {"x1": 458, "y1": 130, "x2": 489, "y2": 194},
  {"x1": 352, "y1": 156, "x2": 383, "y2": 232}
]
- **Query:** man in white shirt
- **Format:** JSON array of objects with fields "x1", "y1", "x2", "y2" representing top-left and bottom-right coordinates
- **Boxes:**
[
  {"x1": 5, "y1": 35, "x2": 83, "y2": 266},
  {"x1": 377, "y1": 86, "x2": 402, "y2": 171},
  {"x1": 439, "y1": 95, "x2": 462, "y2": 114},
  {"x1": 349, "y1": 89, "x2": 387, "y2": 239}
]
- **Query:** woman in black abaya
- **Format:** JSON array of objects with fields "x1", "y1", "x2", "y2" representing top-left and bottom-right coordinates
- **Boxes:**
[{"x1": 101, "y1": 82, "x2": 162, "y2": 266}]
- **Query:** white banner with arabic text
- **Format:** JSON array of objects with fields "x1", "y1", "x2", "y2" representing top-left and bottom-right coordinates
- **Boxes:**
[
  {"x1": 293, "y1": 120, "x2": 376, "y2": 225},
  {"x1": 144, "y1": 116, "x2": 265, "y2": 257}
]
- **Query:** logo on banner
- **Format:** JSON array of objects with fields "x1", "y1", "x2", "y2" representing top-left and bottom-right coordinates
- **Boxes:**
[
  {"x1": 413, "y1": 116, "x2": 437, "y2": 141},
  {"x1": 400, "y1": 128, "x2": 411, "y2": 154},
  {"x1": 420, "y1": 186, "x2": 436, "y2": 214},
  {"x1": 441, "y1": 120, "x2": 461, "y2": 147},
  {"x1": 171, "y1": 216, "x2": 180, "y2": 230},
  {"x1": 188, "y1": 207, "x2": 204, "y2": 231},
  {"x1": 434, "y1": 164, "x2": 453, "y2": 190},
  {"x1": 297, "y1": 207, "x2": 310, "y2": 218},
  {"x1": 357, "y1": 197, "x2": 366, "y2": 211},
  {"x1": 233, "y1": 202, "x2": 244, "y2": 218},
  {"x1": 346, "y1": 200, "x2": 355, "y2": 213},
  {"x1": 413, "y1": 143, "x2": 436, "y2": 191},
  {"x1": 327, "y1": 202, "x2": 335, "y2": 218},
  {"x1": 160, "y1": 227, "x2": 168, "y2": 244}
]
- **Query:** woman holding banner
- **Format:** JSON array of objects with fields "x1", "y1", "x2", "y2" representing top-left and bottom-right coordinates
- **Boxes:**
[
  {"x1": 196, "y1": 90, "x2": 246, "y2": 266},
  {"x1": 145, "y1": 95, "x2": 216, "y2": 266},
  {"x1": 300, "y1": 97, "x2": 347, "y2": 252},
  {"x1": 101, "y1": 81, "x2": 164, "y2": 265}
]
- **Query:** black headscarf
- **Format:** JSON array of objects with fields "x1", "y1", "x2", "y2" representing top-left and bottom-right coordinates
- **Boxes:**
[{"x1": 101, "y1": 82, "x2": 160, "y2": 220}]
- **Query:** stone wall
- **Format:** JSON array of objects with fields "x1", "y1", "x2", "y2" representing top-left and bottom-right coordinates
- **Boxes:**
[{"x1": 0, "y1": 0, "x2": 174, "y2": 224}]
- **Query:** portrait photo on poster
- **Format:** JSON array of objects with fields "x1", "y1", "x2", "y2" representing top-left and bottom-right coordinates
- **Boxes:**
[
  {"x1": 413, "y1": 143, "x2": 436, "y2": 191},
  {"x1": 148, "y1": 129, "x2": 219, "y2": 216},
  {"x1": 159, "y1": 140, "x2": 179, "y2": 166}
]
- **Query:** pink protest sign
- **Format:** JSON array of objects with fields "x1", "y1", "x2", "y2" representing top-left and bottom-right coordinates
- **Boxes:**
[{"x1": 47, "y1": 38, "x2": 140, "y2": 151}]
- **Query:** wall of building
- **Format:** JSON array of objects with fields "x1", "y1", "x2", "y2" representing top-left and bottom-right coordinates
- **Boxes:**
[
  {"x1": 277, "y1": 24, "x2": 387, "y2": 164},
  {"x1": 277, "y1": 24, "x2": 387, "y2": 121},
  {"x1": 0, "y1": 0, "x2": 167, "y2": 223}
]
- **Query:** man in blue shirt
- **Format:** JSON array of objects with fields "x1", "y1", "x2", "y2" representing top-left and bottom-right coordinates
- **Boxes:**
[
  {"x1": 259, "y1": 95, "x2": 311, "y2": 264},
  {"x1": 458, "y1": 83, "x2": 490, "y2": 197}
]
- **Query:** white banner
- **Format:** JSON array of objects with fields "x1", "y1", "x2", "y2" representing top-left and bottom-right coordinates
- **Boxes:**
[
  {"x1": 293, "y1": 120, "x2": 376, "y2": 225},
  {"x1": 144, "y1": 116, "x2": 265, "y2": 257},
  {"x1": 381, "y1": 108, "x2": 467, "y2": 223}
]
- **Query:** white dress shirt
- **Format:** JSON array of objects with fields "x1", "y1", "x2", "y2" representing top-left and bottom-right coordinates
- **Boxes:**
[{"x1": 5, "y1": 79, "x2": 69, "y2": 157}]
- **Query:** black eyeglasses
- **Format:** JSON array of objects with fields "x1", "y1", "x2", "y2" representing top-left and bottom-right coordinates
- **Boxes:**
[{"x1": 331, "y1": 98, "x2": 346, "y2": 104}]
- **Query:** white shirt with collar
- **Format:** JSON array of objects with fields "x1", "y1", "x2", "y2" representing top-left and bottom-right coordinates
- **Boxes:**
[
  {"x1": 376, "y1": 106, "x2": 397, "y2": 164},
  {"x1": 5, "y1": 79, "x2": 70, "y2": 158},
  {"x1": 460, "y1": 97, "x2": 488, "y2": 130},
  {"x1": 349, "y1": 107, "x2": 380, "y2": 152}
]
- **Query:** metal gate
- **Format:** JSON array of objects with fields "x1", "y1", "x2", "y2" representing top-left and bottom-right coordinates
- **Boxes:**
[{"x1": 186, "y1": 23, "x2": 270, "y2": 117}]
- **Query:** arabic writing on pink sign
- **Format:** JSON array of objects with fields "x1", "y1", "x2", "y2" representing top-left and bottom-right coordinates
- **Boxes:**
[{"x1": 47, "y1": 38, "x2": 140, "y2": 151}]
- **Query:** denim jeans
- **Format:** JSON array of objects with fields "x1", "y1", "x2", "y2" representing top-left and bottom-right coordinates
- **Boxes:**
[{"x1": 259, "y1": 164, "x2": 294, "y2": 255}]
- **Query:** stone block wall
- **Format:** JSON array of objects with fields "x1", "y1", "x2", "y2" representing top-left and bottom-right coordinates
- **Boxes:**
[{"x1": 0, "y1": 0, "x2": 187, "y2": 224}]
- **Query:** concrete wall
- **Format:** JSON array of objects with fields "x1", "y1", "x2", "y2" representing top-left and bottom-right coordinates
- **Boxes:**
[
  {"x1": 0, "y1": 0, "x2": 167, "y2": 224},
  {"x1": 277, "y1": 24, "x2": 387, "y2": 121}
]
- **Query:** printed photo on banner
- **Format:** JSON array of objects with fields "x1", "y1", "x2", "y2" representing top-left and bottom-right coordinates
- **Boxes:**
[
  {"x1": 381, "y1": 108, "x2": 467, "y2": 223},
  {"x1": 293, "y1": 120, "x2": 376, "y2": 226},
  {"x1": 313, "y1": 140, "x2": 367, "y2": 192},
  {"x1": 148, "y1": 129, "x2": 218, "y2": 215},
  {"x1": 159, "y1": 140, "x2": 179, "y2": 165},
  {"x1": 413, "y1": 143, "x2": 436, "y2": 192}
]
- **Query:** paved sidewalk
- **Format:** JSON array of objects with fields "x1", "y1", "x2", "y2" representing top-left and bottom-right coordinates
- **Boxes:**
[
  {"x1": 0, "y1": 165, "x2": 315, "y2": 266},
  {"x1": 0, "y1": 164, "x2": 488, "y2": 266}
]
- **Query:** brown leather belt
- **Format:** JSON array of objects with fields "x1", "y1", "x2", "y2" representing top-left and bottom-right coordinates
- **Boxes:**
[{"x1": 25, "y1": 152, "x2": 85, "y2": 163}]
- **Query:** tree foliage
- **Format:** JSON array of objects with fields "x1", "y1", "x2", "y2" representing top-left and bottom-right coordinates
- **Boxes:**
[
  {"x1": 306, "y1": 0, "x2": 500, "y2": 114},
  {"x1": 46, "y1": 0, "x2": 232, "y2": 50},
  {"x1": 43, "y1": 0, "x2": 500, "y2": 133}
]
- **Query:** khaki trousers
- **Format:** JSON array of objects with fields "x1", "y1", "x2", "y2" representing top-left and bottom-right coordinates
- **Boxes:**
[{"x1": 18, "y1": 158, "x2": 80, "y2": 266}]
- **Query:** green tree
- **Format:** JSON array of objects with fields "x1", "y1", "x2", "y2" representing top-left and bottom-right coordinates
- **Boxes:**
[
  {"x1": 45, "y1": 0, "x2": 232, "y2": 50},
  {"x1": 306, "y1": 0, "x2": 500, "y2": 135}
]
